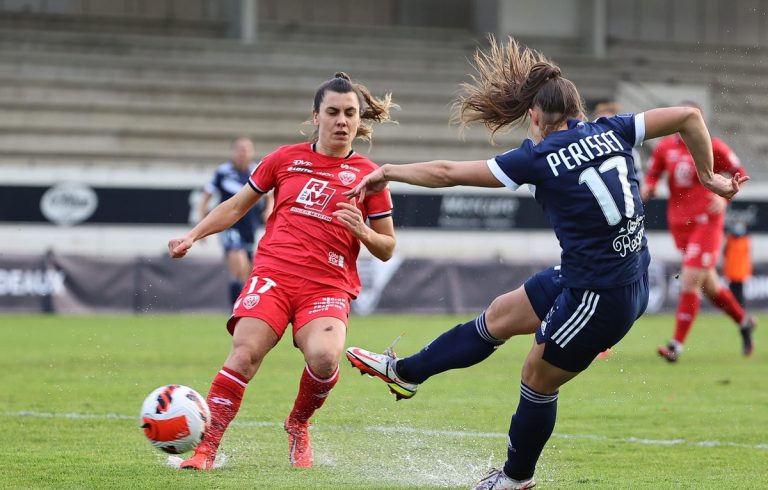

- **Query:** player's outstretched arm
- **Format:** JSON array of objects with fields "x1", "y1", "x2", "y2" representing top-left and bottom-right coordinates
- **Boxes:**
[
  {"x1": 168, "y1": 185, "x2": 263, "y2": 258},
  {"x1": 345, "y1": 159, "x2": 502, "y2": 201},
  {"x1": 643, "y1": 107, "x2": 749, "y2": 199}
]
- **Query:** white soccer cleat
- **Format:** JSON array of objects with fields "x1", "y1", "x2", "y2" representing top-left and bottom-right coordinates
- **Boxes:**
[
  {"x1": 346, "y1": 346, "x2": 418, "y2": 400},
  {"x1": 472, "y1": 468, "x2": 535, "y2": 490}
]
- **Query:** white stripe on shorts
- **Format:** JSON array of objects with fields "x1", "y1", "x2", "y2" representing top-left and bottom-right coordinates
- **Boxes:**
[
  {"x1": 551, "y1": 290, "x2": 599, "y2": 346},
  {"x1": 559, "y1": 292, "x2": 600, "y2": 347}
]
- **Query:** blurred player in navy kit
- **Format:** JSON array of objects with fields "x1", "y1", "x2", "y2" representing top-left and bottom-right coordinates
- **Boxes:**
[
  {"x1": 345, "y1": 37, "x2": 747, "y2": 489},
  {"x1": 198, "y1": 137, "x2": 273, "y2": 305}
]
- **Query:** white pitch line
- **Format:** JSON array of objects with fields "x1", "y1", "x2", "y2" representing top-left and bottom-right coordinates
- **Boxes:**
[{"x1": 4, "y1": 410, "x2": 767, "y2": 451}]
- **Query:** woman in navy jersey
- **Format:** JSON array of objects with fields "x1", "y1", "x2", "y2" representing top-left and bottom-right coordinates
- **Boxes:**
[{"x1": 345, "y1": 37, "x2": 747, "y2": 490}]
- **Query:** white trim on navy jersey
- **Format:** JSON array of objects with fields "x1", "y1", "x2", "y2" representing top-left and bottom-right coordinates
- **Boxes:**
[
  {"x1": 486, "y1": 157, "x2": 521, "y2": 190},
  {"x1": 634, "y1": 113, "x2": 646, "y2": 147}
]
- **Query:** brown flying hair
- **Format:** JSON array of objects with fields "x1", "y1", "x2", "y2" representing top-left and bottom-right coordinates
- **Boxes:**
[{"x1": 454, "y1": 35, "x2": 585, "y2": 140}]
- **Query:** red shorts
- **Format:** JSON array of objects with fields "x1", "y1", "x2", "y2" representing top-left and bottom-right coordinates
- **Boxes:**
[
  {"x1": 670, "y1": 213, "x2": 724, "y2": 268},
  {"x1": 227, "y1": 266, "x2": 351, "y2": 339}
]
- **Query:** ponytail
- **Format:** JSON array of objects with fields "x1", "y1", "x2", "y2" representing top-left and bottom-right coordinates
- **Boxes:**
[{"x1": 455, "y1": 36, "x2": 584, "y2": 139}]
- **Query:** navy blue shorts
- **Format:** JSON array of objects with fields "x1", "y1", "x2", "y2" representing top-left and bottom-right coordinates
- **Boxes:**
[
  {"x1": 524, "y1": 266, "x2": 649, "y2": 372},
  {"x1": 219, "y1": 228, "x2": 255, "y2": 257},
  {"x1": 524, "y1": 266, "x2": 564, "y2": 321}
]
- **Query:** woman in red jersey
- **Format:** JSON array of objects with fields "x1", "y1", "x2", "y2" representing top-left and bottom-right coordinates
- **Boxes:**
[
  {"x1": 167, "y1": 72, "x2": 397, "y2": 470},
  {"x1": 642, "y1": 101, "x2": 756, "y2": 362}
]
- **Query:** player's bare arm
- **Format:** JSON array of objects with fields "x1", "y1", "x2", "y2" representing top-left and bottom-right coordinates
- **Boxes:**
[
  {"x1": 345, "y1": 159, "x2": 502, "y2": 201},
  {"x1": 333, "y1": 198, "x2": 395, "y2": 261},
  {"x1": 169, "y1": 185, "x2": 263, "y2": 258},
  {"x1": 362, "y1": 215, "x2": 396, "y2": 261},
  {"x1": 644, "y1": 107, "x2": 749, "y2": 199}
]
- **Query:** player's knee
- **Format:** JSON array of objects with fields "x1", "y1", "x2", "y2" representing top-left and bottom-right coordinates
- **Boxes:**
[
  {"x1": 301, "y1": 338, "x2": 342, "y2": 376},
  {"x1": 520, "y1": 350, "x2": 566, "y2": 394},
  {"x1": 521, "y1": 367, "x2": 560, "y2": 394},
  {"x1": 679, "y1": 267, "x2": 707, "y2": 292},
  {"x1": 305, "y1": 352, "x2": 339, "y2": 378},
  {"x1": 227, "y1": 345, "x2": 265, "y2": 378}
]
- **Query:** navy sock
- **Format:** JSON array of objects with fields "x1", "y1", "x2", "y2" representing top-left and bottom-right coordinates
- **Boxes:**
[
  {"x1": 228, "y1": 280, "x2": 243, "y2": 305},
  {"x1": 503, "y1": 382, "x2": 558, "y2": 481},
  {"x1": 395, "y1": 312, "x2": 504, "y2": 384}
]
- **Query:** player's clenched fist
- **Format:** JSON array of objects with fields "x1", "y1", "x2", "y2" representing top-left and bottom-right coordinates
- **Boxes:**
[{"x1": 168, "y1": 236, "x2": 193, "y2": 258}]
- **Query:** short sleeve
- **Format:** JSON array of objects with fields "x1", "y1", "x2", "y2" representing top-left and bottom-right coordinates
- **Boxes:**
[
  {"x1": 487, "y1": 144, "x2": 534, "y2": 190},
  {"x1": 598, "y1": 113, "x2": 645, "y2": 148},
  {"x1": 249, "y1": 150, "x2": 279, "y2": 193},
  {"x1": 364, "y1": 186, "x2": 393, "y2": 220}
]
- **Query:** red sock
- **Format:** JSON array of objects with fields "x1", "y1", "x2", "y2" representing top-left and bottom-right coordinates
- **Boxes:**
[
  {"x1": 289, "y1": 365, "x2": 340, "y2": 423},
  {"x1": 673, "y1": 292, "x2": 701, "y2": 345},
  {"x1": 199, "y1": 366, "x2": 248, "y2": 454},
  {"x1": 710, "y1": 287, "x2": 746, "y2": 325}
]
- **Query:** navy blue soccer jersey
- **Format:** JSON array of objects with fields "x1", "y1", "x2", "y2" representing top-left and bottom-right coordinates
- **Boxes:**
[
  {"x1": 205, "y1": 160, "x2": 266, "y2": 241},
  {"x1": 488, "y1": 114, "x2": 649, "y2": 289}
]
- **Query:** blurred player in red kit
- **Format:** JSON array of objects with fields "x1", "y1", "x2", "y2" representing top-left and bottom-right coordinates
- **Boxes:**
[
  {"x1": 641, "y1": 101, "x2": 756, "y2": 362},
  {"x1": 168, "y1": 72, "x2": 397, "y2": 469}
]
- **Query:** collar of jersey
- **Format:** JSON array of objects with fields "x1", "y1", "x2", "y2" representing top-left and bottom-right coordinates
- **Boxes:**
[{"x1": 311, "y1": 142, "x2": 354, "y2": 159}]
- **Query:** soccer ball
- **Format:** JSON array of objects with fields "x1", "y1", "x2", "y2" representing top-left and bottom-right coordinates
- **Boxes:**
[{"x1": 140, "y1": 385, "x2": 210, "y2": 454}]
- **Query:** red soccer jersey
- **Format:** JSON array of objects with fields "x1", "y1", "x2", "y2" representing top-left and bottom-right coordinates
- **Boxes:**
[
  {"x1": 644, "y1": 135, "x2": 746, "y2": 225},
  {"x1": 248, "y1": 142, "x2": 393, "y2": 297}
]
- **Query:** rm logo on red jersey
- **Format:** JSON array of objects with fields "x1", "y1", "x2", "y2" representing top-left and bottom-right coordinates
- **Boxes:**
[{"x1": 296, "y1": 178, "x2": 336, "y2": 211}]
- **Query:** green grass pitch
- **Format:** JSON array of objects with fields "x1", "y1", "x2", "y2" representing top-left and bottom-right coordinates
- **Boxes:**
[{"x1": 1, "y1": 313, "x2": 765, "y2": 489}]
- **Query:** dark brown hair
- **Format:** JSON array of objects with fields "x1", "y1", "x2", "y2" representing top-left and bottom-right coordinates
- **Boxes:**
[
  {"x1": 310, "y1": 72, "x2": 397, "y2": 142},
  {"x1": 455, "y1": 36, "x2": 585, "y2": 139}
]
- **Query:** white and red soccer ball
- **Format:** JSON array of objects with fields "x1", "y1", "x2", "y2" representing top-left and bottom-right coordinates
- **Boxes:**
[{"x1": 140, "y1": 385, "x2": 210, "y2": 454}]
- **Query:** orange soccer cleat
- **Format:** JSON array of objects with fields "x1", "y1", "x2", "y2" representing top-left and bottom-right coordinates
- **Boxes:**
[
  {"x1": 346, "y1": 346, "x2": 418, "y2": 400},
  {"x1": 284, "y1": 417, "x2": 313, "y2": 468},
  {"x1": 656, "y1": 343, "x2": 679, "y2": 363},
  {"x1": 179, "y1": 446, "x2": 215, "y2": 471}
]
